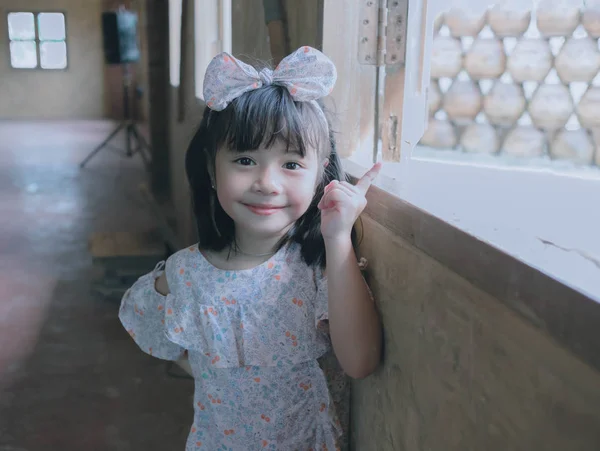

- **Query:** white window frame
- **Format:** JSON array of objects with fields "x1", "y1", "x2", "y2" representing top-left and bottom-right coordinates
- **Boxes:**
[
  {"x1": 326, "y1": 0, "x2": 600, "y2": 301},
  {"x1": 169, "y1": 0, "x2": 182, "y2": 87},
  {"x1": 194, "y1": 0, "x2": 232, "y2": 100},
  {"x1": 169, "y1": 0, "x2": 232, "y2": 95},
  {"x1": 7, "y1": 11, "x2": 68, "y2": 70}
]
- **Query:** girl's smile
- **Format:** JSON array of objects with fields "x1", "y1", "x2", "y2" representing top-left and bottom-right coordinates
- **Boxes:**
[{"x1": 242, "y1": 203, "x2": 287, "y2": 216}]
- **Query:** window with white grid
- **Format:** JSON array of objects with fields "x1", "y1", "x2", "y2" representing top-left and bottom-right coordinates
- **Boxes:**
[{"x1": 8, "y1": 12, "x2": 67, "y2": 70}]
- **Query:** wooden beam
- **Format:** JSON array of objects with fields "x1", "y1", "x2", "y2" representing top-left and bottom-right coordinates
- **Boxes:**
[{"x1": 178, "y1": 0, "x2": 189, "y2": 122}]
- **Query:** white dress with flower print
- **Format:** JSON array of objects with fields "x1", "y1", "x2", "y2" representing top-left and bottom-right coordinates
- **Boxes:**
[{"x1": 119, "y1": 242, "x2": 349, "y2": 450}]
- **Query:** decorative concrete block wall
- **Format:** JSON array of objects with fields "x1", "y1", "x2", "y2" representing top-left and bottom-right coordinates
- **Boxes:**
[{"x1": 421, "y1": 2, "x2": 600, "y2": 167}]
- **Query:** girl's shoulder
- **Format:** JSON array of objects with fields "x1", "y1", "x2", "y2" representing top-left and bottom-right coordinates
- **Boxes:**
[
  {"x1": 165, "y1": 243, "x2": 202, "y2": 271},
  {"x1": 161, "y1": 244, "x2": 211, "y2": 290}
]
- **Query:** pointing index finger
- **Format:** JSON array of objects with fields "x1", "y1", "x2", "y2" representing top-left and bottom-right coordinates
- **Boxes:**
[{"x1": 355, "y1": 162, "x2": 382, "y2": 194}]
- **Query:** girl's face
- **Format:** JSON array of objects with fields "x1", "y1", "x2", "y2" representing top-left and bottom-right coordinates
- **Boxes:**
[{"x1": 214, "y1": 141, "x2": 321, "y2": 239}]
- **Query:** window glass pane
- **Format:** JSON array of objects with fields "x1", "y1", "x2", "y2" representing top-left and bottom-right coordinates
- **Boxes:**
[
  {"x1": 38, "y1": 13, "x2": 66, "y2": 40},
  {"x1": 40, "y1": 41, "x2": 67, "y2": 69},
  {"x1": 8, "y1": 12, "x2": 35, "y2": 40},
  {"x1": 10, "y1": 41, "x2": 38, "y2": 68}
]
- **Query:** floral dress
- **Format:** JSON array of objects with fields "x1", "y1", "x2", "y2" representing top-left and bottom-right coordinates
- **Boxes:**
[{"x1": 119, "y1": 242, "x2": 349, "y2": 450}]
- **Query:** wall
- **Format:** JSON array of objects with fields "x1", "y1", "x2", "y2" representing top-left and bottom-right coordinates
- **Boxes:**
[
  {"x1": 0, "y1": 0, "x2": 105, "y2": 119},
  {"x1": 351, "y1": 213, "x2": 600, "y2": 450}
]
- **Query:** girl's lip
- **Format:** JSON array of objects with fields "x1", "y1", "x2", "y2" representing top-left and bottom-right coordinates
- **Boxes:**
[{"x1": 243, "y1": 203, "x2": 285, "y2": 215}]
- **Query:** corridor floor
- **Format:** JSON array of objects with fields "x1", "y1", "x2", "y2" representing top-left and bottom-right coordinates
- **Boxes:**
[{"x1": 0, "y1": 121, "x2": 193, "y2": 451}]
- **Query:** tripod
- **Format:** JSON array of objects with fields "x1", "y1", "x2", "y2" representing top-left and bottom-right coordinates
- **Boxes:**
[{"x1": 80, "y1": 64, "x2": 151, "y2": 169}]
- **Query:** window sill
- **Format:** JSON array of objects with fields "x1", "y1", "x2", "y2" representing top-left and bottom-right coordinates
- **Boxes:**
[
  {"x1": 344, "y1": 156, "x2": 600, "y2": 302},
  {"x1": 343, "y1": 157, "x2": 600, "y2": 372}
]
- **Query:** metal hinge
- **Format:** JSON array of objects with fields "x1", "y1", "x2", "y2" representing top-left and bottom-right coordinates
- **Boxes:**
[{"x1": 358, "y1": 0, "x2": 408, "y2": 66}]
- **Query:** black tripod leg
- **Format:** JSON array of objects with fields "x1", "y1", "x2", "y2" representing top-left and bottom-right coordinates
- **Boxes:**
[
  {"x1": 79, "y1": 123, "x2": 125, "y2": 168},
  {"x1": 125, "y1": 125, "x2": 132, "y2": 157},
  {"x1": 130, "y1": 125, "x2": 151, "y2": 171}
]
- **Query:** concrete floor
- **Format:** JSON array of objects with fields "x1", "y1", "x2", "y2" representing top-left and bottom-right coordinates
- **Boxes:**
[{"x1": 0, "y1": 121, "x2": 193, "y2": 450}]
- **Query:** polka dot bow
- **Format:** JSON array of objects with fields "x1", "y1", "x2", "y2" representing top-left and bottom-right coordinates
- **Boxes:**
[{"x1": 203, "y1": 46, "x2": 337, "y2": 111}]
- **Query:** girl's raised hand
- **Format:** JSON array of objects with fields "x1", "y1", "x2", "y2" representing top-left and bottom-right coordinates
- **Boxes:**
[{"x1": 318, "y1": 162, "x2": 382, "y2": 242}]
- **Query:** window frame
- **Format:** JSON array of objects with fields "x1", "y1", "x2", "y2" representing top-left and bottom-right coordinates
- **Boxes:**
[
  {"x1": 328, "y1": 0, "x2": 600, "y2": 374},
  {"x1": 7, "y1": 10, "x2": 69, "y2": 71},
  {"x1": 193, "y1": 0, "x2": 232, "y2": 100},
  {"x1": 168, "y1": 0, "x2": 182, "y2": 87},
  {"x1": 323, "y1": 0, "x2": 600, "y2": 302},
  {"x1": 169, "y1": 0, "x2": 232, "y2": 91}
]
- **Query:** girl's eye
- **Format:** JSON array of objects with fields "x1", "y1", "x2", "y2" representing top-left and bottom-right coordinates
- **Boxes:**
[
  {"x1": 283, "y1": 162, "x2": 301, "y2": 170},
  {"x1": 235, "y1": 157, "x2": 255, "y2": 166}
]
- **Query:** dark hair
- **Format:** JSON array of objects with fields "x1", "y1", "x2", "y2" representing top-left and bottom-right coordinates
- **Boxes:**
[{"x1": 184, "y1": 84, "x2": 356, "y2": 268}]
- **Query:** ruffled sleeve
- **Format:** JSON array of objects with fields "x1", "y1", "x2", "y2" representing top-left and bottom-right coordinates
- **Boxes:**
[{"x1": 118, "y1": 262, "x2": 186, "y2": 361}]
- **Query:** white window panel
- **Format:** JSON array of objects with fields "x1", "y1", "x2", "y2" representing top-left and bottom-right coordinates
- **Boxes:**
[
  {"x1": 10, "y1": 41, "x2": 37, "y2": 68},
  {"x1": 8, "y1": 12, "x2": 35, "y2": 40},
  {"x1": 220, "y1": 0, "x2": 232, "y2": 54},
  {"x1": 40, "y1": 41, "x2": 67, "y2": 69},
  {"x1": 38, "y1": 12, "x2": 66, "y2": 41},
  {"x1": 194, "y1": 0, "x2": 231, "y2": 100},
  {"x1": 169, "y1": 0, "x2": 183, "y2": 87}
]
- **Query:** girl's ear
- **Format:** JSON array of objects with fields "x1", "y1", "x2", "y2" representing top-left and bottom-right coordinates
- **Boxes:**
[{"x1": 322, "y1": 158, "x2": 329, "y2": 168}]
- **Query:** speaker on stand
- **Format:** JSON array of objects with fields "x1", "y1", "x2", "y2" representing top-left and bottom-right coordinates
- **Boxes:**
[{"x1": 80, "y1": 7, "x2": 151, "y2": 169}]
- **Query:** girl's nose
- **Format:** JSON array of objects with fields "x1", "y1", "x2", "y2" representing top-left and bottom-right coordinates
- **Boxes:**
[{"x1": 253, "y1": 166, "x2": 282, "y2": 194}]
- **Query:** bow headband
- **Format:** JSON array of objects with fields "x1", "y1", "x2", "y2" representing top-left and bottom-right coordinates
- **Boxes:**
[{"x1": 203, "y1": 46, "x2": 337, "y2": 111}]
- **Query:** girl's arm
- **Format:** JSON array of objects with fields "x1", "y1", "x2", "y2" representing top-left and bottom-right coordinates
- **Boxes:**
[
  {"x1": 325, "y1": 237, "x2": 381, "y2": 379},
  {"x1": 318, "y1": 163, "x2": 383, "y2": 379}
]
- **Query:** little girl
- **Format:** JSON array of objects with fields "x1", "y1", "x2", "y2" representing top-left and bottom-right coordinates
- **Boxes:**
[{"x1": 119, "y1": 46, "x2": 381, "y2": 450}]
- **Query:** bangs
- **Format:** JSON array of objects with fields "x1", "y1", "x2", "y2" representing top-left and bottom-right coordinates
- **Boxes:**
[{"x1": 208, "y1": 85, "x2": 329, "y2": 156}]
